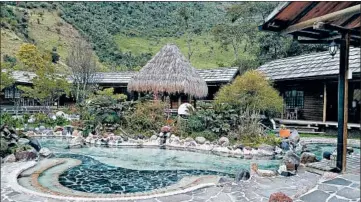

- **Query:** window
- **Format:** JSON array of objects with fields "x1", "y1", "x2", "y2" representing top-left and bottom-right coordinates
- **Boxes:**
[
  {"x1": 4, "y1": 86, "x2": 21, "y2": 99},
  {"x1": 284, "y1": 90, "x2": 304, "y2": 108},
  {"x1": 4, "y1": 87, "x2": 13, "y2": 98}
]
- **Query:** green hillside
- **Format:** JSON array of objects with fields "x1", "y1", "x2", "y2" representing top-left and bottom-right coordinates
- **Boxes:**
[
  {"x1": 1, "y1": 2, "x2": 325, "y2": 72},
  {"x1": 115, "y1": 34, "x2": 255, "y2": 69}
]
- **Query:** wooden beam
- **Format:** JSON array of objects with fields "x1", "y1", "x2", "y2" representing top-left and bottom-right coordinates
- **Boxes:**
[
  {"x1": 282, "y1": 5, "x2": 361, "y2": 34},
  {"x1": 323, "y1": 83, "x2": 327, "y2": 123},
  {"x1": 336, "y1": 32, "x2": 350, "y2": 173},
  {"x1": 314, "y1": 22, "x2": 361, "y2": 37}
]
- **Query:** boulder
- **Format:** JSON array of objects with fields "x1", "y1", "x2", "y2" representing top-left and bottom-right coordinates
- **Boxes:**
[
  {"x1": 72, "y1": 130, "x2": 79, "y2": 136},
  {"x1": 236, "y1": 144, "x2": 244, "y2": 150},
  {"x1": 18, "y1": 138, "x2": 30, "y2": 145},
  {"x1": 243, "y1": 147, "x2": 252, "y2": 155},
  {"x1": 235, "y1": 169, "x2": 250, "y2": 182},
  {"x1": 185, "y1": 137, "x2": 194, "y2": 142},
  {"x1": 289, "y1": 130, "x2": 300, "y2": 144},
  {"x1": 323, "y1": 151, "x2": 332, "y2": 160},
  {"x1": 137, "y1": 134, "x2": 145, "y2": 139},
  {"x1": 269, "y1": 192, "x2": 293, "y2": 202},
  {"x1": 258, "y1": 144, "x2": 275, "y2": 156},
  {"x1": 257, "y1": 169, "x2": 277, "y2": 177},
  {"x1": 39, "y1": 148, "x2": 53, "y2": 158},
  {"x1": 122, "y1": 136, "x2": 129, "y2": 142},
  {"x1": 28, "y1": 139, "x2": 41, "y2": 152},
  {"x1": 54, "y1": 126, "x2": 63, "y2": 132},
  {"x1": 150, "y1": 135, "x2": 158, "y2": 141},
  {"x1": 185, "y1": 140, "x2": 197, "y2": 147},
  {"x1": 39, "y1": 125, "x2": 46, "y2": 131},
  {"x1": 300, "y1": 152, "x2": 317, "y2": 164},
  {"x1": 195, "y1": 136, "x2": 206, "y2": 144},
  {"x1": 280, "y1": 140, "x2": 290, "y2": 150},
  {"x1": 15, "y1": 150, "x2": 37, "y2": 161},
  {"x1": 56, "y1": 111, "x2": 66, "y2": 117},
  {"x1": 218, "y1": 137, "x2": 229, "y2": 147},
  {"x1": 275, "y1": 146, "x2": 283, "y2": 154},
  {"x1": 283, "y1": 151, "x2": 300, "y2": 171},
  {"x1": 347, "y1": 147, "x2": 354, "y2": 154},
  {"x1": 69, "y1": 136, "x2": 84, "y2": 147},
  {"x1": 4, "y1": 154, "x2": 16, "y2": 163}
]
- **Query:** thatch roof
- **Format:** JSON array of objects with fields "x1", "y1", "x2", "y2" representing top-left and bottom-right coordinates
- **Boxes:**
[{"x1": 127, "y1": 44, "x2": 208, "y2": 98}]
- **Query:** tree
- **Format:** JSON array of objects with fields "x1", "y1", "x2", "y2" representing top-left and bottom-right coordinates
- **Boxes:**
[
  {"x1": 66, "y1": 40, "x2": 97, "y2": 103},
  {"x1": 177, "y1": 5, "x2": 198, "y2": 61},
  {"x1": 0, "y1": 62, "x2": 15, "y2": 92},
  {"x1": 215, "y1": 70, "x2": 283, "y2": 116},
  {"x1": 16, "y1": 44, "x2": 70, "y2": 110},
  {"x1": 51, "y1": 47, "x2": 60, "y2": 63}
]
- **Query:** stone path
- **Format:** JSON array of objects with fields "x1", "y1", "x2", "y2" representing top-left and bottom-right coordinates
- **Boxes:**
[{"x1": 296, "y1": 174, "x2": 360, "y2": 202}]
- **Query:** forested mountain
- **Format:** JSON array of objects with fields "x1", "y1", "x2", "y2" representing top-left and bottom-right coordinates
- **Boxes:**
[{"x1": 1, "y1": 2, "x2": 326, "y2": 71}]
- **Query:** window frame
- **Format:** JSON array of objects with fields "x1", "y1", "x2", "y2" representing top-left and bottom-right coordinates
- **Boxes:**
[{"x1": 284, "y1": 89, "x2": 304, "y2": 109}]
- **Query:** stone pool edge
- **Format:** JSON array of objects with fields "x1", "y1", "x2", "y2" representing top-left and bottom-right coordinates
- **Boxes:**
[{"x1": 11, "y1": 160, "x2": 221, "y2": 201}]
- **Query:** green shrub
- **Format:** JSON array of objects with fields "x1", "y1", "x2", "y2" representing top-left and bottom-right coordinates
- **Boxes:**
[
  {"x1": 125, "y1": 101, "x2": 167, "y2": 136},
  {"x1": 239, "y1": 134, "x2": 281, "y2": 147},
  {"x1": 215, "y1": 70, "x2": 283, "y2": 117}
]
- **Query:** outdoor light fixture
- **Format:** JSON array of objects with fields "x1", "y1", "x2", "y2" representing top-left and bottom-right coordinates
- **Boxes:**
[{"x1": 328, "y1": 41, "x2": 338, "y2": 59}]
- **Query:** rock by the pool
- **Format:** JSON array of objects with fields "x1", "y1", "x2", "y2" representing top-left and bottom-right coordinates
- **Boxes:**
[
  {"x1": 323, "y1": 151, "x2": 332, "y2": 160},
  {"x1": 137, "y1": 134, "x2": 145, "y2": 139},
  {"x1": 235, "y1": 168, "x2": 250, "y2": 182},
  {"x1": 18, "y1": 138, "x2": 30, "y2": 145},
  {"x1": 269, "y1": 192, "x2": 293, "y2": 202},
  {"x1": 347, "y1": 147, "x2": 354, "y2": 154},
  {"x1": 15, "y1": 150, "x2": 37, "y2": 161},
  {"x1": 28, "y1": 139, "x2": 41, "y2": 152},
  {"x1": 3, "y1": 154, "x2": 16, "y2": 163},
  {"x1": 283, "y1": 151, "x2": 300, "y2": 171},
  {"x1": 300, "y1": 152, "x2": 317, "y2": 164},
  {"x1": 39, "y1": 148, "x2": 53, "y2": 158},
  {"x1": 258, "y1": 144, "x2": 275, "y2": 156},
  {"x1": 218, "y1": 137, "x2": 229, "y2": 147},
  {"x1": 280, "y1": 140, "x2": 290, "y2": 150},
  {"x1": 195, "y1": 136, "x2": 206, "y2": 144},
  {"x1": 257, "y1": 169, "x2": 277, "y2": 177},
  {"x1": 289, "y1": 129, "x2": 300, "y2": 144},
  {"x1": 150, "y1": 135, "x2": 158, "y2": 141}
]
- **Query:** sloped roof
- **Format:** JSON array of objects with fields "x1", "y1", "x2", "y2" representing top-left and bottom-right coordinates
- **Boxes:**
[
  {"x1": 258, "y1": 47, "x2": 360, "y2": 81},
  {"x1": 5, "y1": 67, "x2": 239, "y2": 85},
  {"x1": 197, "y1": 67, "x2": 239, "y2": 83}
]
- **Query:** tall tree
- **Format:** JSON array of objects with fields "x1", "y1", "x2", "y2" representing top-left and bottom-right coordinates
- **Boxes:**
[
  {"x1": 178, "y1": 5, "x2": 198, "y2": 61},
  {"x1": 16, "y1": 44, "x2": 70, "y2": 110},
  {"x1": 66, "y1": 40, "x2": 97, "y2": 103}
]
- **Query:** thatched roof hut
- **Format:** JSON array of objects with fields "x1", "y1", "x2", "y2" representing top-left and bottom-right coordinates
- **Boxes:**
[{"x1": 127, "y1": 44, "x2": 208, "y2": 98}]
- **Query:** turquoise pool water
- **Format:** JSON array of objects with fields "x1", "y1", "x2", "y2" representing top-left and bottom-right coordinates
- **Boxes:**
[
  {"x1": 38, "y1": 138, "x2": 280, "y2": 194},
  {"x1": 37, "y1": 138, "x2": 359, "y2": 194}
]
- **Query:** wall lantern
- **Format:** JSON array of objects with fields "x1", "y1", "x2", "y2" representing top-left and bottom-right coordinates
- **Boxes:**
[{"x1": 328, "y1": 41, "x2": 338, "y2": 59}]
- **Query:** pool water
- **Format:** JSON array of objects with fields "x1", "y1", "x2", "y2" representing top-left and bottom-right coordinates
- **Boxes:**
[
  {"x1": 38, "y1": 138, "x2": 280, "y2": 194},
  {"x1": 304, "y1": 143, "x2": 360, "y2": 160}
]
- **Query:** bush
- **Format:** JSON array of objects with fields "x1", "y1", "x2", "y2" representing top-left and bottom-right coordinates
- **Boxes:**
[
  {"x1": 215, "y1": 70, "x2": 283, "y2": 117},
  {"x1": 239, "y1": 134, "x2": 281, "y2": 147},
  {"x1": 125, "y1": 101, "x2": 167, "y2": 136}
]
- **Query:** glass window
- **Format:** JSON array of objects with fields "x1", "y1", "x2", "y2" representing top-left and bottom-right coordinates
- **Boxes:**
[
  {"x1": 284, "y1": 90, "x2": 304, "y2": 108},
  {"x1": 4, "y1": 87, "x2": 13, "y2": 98}
]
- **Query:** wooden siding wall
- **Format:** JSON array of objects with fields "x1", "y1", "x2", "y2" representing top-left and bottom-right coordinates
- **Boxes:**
[
  {"x1": 303, "y1": 84, "x2": 323, "y2": 121},
  {"x1": 276, "y1": 80, "x2": 324, "y2": 121}
]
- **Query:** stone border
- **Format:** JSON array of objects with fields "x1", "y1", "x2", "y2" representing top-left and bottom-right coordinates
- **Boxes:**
[{"x1": 13, "y1": 158, "x2": 221, "y2": 201}]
